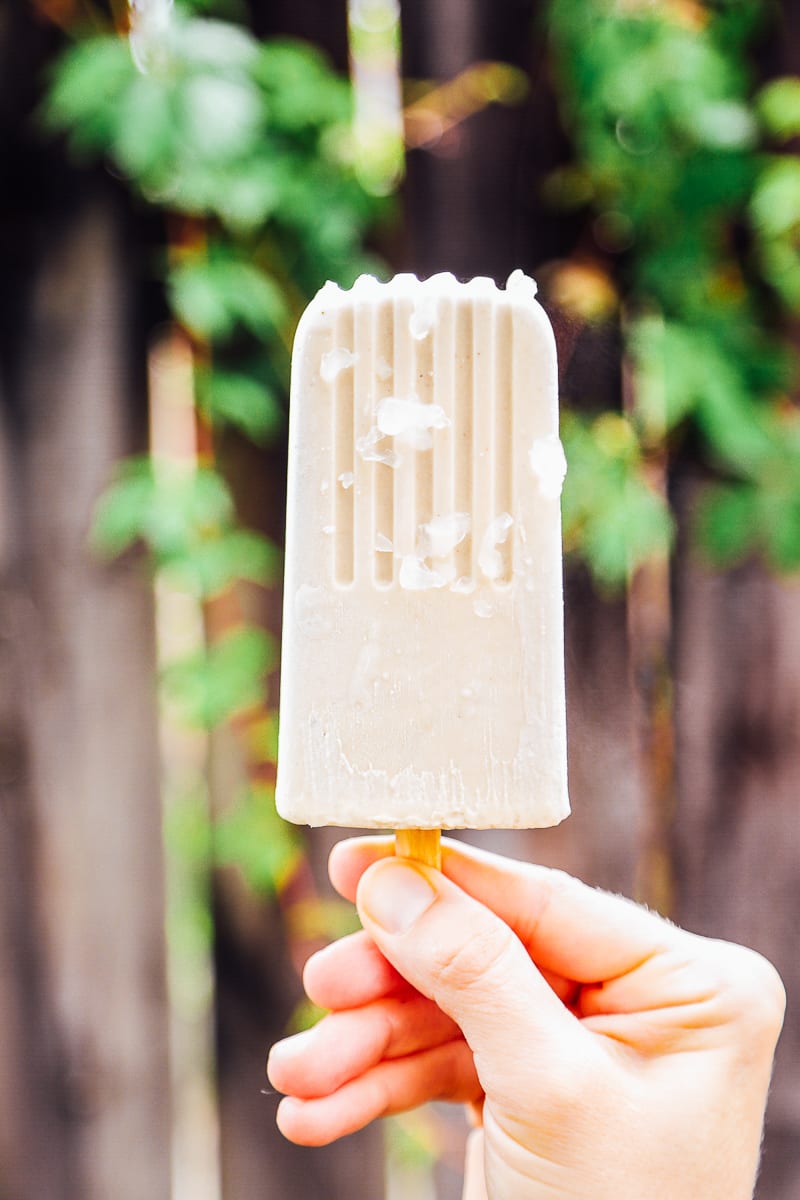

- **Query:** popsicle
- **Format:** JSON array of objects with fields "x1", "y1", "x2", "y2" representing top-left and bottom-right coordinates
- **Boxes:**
[{"x1": 276, "y1": 271, "x2": 569, "y2": 853}]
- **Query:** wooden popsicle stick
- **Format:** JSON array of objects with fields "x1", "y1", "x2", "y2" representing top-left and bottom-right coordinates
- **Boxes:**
[{"x1": 394, "y1": 828, "x2": 442, "y2": 869}]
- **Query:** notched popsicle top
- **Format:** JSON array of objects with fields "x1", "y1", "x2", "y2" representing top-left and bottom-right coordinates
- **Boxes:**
[
  {"x1": 277, "y1": 271, "x2": 569, "y2": 831},
  {"x1": 289, "y1": 270, "x2": 563, "y2": 597}
]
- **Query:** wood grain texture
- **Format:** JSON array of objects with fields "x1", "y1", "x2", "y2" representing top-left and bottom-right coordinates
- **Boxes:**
[
  {"x1": 671, "y1": 479, "x2": 800, "y2": 1200},
  {"x1": 395, "y1": 829, "x2": 442, "y2": 869},
  {"x1": 0, "y1": 168, "x2": 171, "y2": 1198}
]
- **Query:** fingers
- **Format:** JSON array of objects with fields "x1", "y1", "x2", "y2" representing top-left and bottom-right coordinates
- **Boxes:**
[
  {"x1": 303, "y1": 930, "x2": 410, "y2": 1010},
  {"x1": 576, "y1": 937, "x2": 786, "y2": 1056},
  {"x1": 354, "y1": 856, "x2": 585, "y2": 1104},
  {"x1": 268, "y1": 993, "x2": 463, "y2": 1099},
  {"x1": 441, "y1": 842, "x2": 676, "y2": 982},
  {"x1": 276, "y1": 1038, "x2": 481, "y2": 1146},
  {"x1": 331, "y1": 836, "x2": 679, "y2": 984},
  {"x1": 328, "y1": 835, "x2": 394, "y2": 900},
  {"x1": 306, "y1": 907, "x2": 579, "y2": 1013}
]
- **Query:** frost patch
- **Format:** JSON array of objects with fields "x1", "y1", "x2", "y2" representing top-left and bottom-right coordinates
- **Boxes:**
[
  {"x1": 418, "y1": 512, "x2": 471, "y2": 558},
  {"x1": 478, "y1": 513, "x2": 514, "y2": 580},
  {"x1": 529, "y1": 434, "x2": 567, "y2": 499},
  {"x1": 356, "y1": 426, "x2": 401, "y2": 468},
  {"x1": 409, "y1": 294, "x2": 438, "y2": 340},
  {"x1": 473, "y1": 591, "x2": 496, "y2": 619},
  {"x1": 320, "y1": 347, "x2": 357, "y2": 383},
  {"x1": 376, "y1": 396, "x2": 449, "y2": 450},
  {"x1": 399, "y1": 556, "x2": 454, "y2": 591}
]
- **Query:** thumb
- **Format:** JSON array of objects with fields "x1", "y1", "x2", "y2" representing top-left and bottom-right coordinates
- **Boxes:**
[{"x1": 355, "y1": 857, "x2": 580, "y2": 1099}]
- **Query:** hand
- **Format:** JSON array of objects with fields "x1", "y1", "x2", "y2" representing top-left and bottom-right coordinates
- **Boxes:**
[{"x1": 268, "y1": 838, "x2": 784, "y2": 1200}]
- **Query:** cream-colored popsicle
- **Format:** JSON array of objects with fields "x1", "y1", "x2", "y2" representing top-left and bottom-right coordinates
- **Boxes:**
[{"x1": 276, "y1": 271, "x2": 569, "y2": 830}]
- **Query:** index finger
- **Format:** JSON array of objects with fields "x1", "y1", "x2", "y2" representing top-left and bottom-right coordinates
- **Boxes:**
[{"x1": 328, "y1": 836, "x2": 678, "y2": 984}]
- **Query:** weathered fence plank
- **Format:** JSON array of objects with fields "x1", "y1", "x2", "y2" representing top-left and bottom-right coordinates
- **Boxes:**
[
  {"x1": 0, "y1": 162, "x2": 171, "y2": 1196},
  {"x1": 672, "y1": 487, "x2": 800, "y2": 1200}
]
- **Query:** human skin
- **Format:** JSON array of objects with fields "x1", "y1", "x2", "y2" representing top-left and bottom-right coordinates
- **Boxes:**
[{"x1": 268, "y1": 837, "x2": 785, "y2": 1200}]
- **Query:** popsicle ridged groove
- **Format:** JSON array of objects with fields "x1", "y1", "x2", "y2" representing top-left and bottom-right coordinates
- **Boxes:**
[
  {"x1": 453, "y1": 300, "x2": 473, "y2": 581},
  {"x1": 415, "y1": 321, "x2": 434, "y2": 550},
  {"x1": 472, "y1": 294, "x2": 493, "y2": 585},
  {"x1": 373, "y1": 297, "x2": 394, "y2": 586},
  {"x1": 334, "y1": 305, "x2": 354, "y2": 586},
  {"x1": 433, "y1": 292, "x2": 456, "y2": 571},
  {"x1": 328, "y1": 278, "x2": 519, "y2": 591},
  {"x1": 392, "y1": 293, "x2": 415, "y2": 565},
  {"x1": 494, "y1": 301, "x2": 514, "y2": 586}
]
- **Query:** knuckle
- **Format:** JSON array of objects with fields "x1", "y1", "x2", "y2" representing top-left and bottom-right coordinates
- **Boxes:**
[
  {"x1": 527, "y1": 867, "x2": 575, "y2": 928},
  {"x1": 431, "y1": 921, "x2": 518, "y2": 996},
  {"x1": 735, "y1": 952, "x2": 786, "y2": 1039},
  {"x1": 716, "y1": 944, "x2": 786, "y2": 1045}
]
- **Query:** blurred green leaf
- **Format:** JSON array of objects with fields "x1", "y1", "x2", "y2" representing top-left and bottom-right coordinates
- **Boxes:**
[
  {"x1": 763, "y1": 492, "x2": 800, "y2": 570},
  {"x1": 630, "y1": 317, "x2": 699, "y2": 432},
  {"x1": 92, "y1": 459, "x2": 277, "y2": 596},
  {"x1": 696, "y1": 476, "x2": 800, "y2": 572},
  {"x1": 211, "y1": 160, "x2": 282, "y2": 232},
  {"x1": 694, "y1": 482, "x2": 760, "y2": 566},
  {"x1": 177, "y1": 16, "x2": 260, "y2": 69},
  {"x1": 561, "y1": 414, "x2": 673, "y2": 588},
  {"x1": 247, "y1": 712, "x2": 279, "y2": 763},
  {"x1": 165, "y1": 786, "x2": 214, "y2": 868},
  {"x1": 161, "y1": 528, "x2": 281, "y2": 595},
  {"x1": 750, "y1": 157, "x2": 800, "y2": 237},
  {"x1": 286, "y1": 896, "x2": 362, "y2": 941},
  {"x1": 169, "y1": 254, "x2": 289, "y2": 341},
  {"x1": 287, "y1": 997, "x2": 327, "y2": 1034},
  {"x1": 113, "y1": 73, "x2": 175, "y2": 183},
  {"x1": 214, "y1": 784, "x2": 301, "y2": 894},
  {"x1": 90, "y1": 457, "x2": 160, "y2": 556},
  {"x1": 163, "y1": 626, "x2": 276, "y2": 728},
  {"x1": 757, "y1": 76, "x2": 800, "y2": 140},
  {"x1": 631, "y1": 317, "x2": 777, "y2": 474},
  {"x1": 757, "y1": 237, "x2": 800, "y2": 309},
  {"x1": 163, "y1": 787, "x2": 215, "y2": 1012},
  {"x1": 680, "y1": 101, "x2": 757, "y2": 151},
  {"x1": 42, "y1": 36, "x2": 134, "y2": 151},
  {"x1": 196, "y1": 367, "x2": 284, "y2": 442},
  {"x1": 91, "y1": 459, "x2": 234, "y2": 562},
  {"x1": 253, "y1": 40, "x2": 352, "y2": 129},
  {"x1": 179, "y1": 74, "x2": 264, "y2": 158}
]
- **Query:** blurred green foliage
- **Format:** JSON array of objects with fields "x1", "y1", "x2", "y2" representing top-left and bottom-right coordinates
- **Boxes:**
[
  {"x1": 214, "y1": 784, "x2": 301, "y2": 894},
  {"x1": 43, "y1": 1, "x2": 800, "y2": 928},
  {"x1": 43, "y1": 9, "x2": 388, "y2": 913},
  {"x1": 162, "y1": 625, "x2": 277, "y2": 727},
  {"x1": 561, "y1": 412, "x2": 673, "y2": 586},
  {"x1": 92, "y1": 457, "x2": 281, "y2": 595},
  {"x1": 549, "y1": 0, "x2": 800, "y2": 576},
  {"x1": 44, "y1": 17, "x2": 387, "y2": 473}
]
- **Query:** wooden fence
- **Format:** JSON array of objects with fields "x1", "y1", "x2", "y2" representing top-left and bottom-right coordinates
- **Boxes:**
[{"x1": 1, "y1": 2, "x2": 798, "y2": 1197}]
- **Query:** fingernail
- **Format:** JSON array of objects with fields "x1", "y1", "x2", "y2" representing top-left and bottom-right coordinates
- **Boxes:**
[
  {"x1": 269, "y1": 1027, "x2": 315, "y2": 1064},
  {"x1": 360, "y1": 859, "x2": 437, "y2": 935}
]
